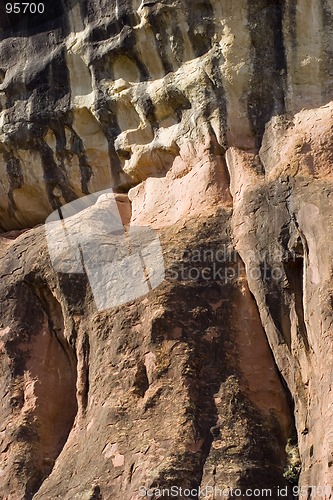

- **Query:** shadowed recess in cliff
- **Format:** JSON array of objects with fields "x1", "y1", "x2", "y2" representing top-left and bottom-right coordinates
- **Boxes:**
[
  {"x1": 284, "y1": 243, "x2": 310, "y2": 352},
  {"x1": 0, "y1": 0, "x2": 66, "y2": 39},
  {"x1": 2, "y1": 149, "x2": 24, "y2": 215},
  {"x1": 1, "y1": 275, "x2": 78, "y2": 499},
  {"x1": 247, "y1": 0, "x2": 287, "y2": 147},
  {"x1": 0, "y1": 0, "x2": 91, "y2": 39},
  {"x1": 3, "y1": 48, "x2": 70, "y2": 111}
]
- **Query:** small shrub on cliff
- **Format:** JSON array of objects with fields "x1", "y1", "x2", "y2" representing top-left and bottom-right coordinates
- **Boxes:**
[{"x1": 283, "y1": 437, "x2": 301, "y2": 485}]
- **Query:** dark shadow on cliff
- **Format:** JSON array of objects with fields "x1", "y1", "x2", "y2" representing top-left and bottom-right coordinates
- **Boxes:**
[
  {"x1": 0, "y1": 0, "x2": 82, "y2": 40},
  {"x1": 0, "y1": 266, "x2": 78, "y2": 498}
]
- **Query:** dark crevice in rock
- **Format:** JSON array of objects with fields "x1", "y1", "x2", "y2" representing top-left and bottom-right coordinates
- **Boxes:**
[
  {"x1": 284, "y1": 248, "x2": 310, "y2": 352},
  {"x1": 128, "y1": 462, "x2": 135, "y2": 484},
  {"x1": 39, "y1": 140, "x2": 77, "y2": 210},
  {"x1": 67, "y1": 126, "x2": 93, "y2": 195},
  {"x1": 58, "y1": 271, "x2": 91, "y2": 314},
  {"x1": 274, "y1": 0, "x2": 288, "y2": 74},
  {"x1": 264, "y1": 280, "x2": 293, "y2": 349},
  {"x1": 158, "y1": 85, "x2": 192, "y2": 123},
  {"x1": 247, "y1": 0, "x2": 287, "y2": 148},
  {"x1": 89, "y1": 485, "x2": 103, "y2": 500},
  {"x1": 133, "y1": 361, "x2": 150, "y2": 397},
  {"x1": 27, "y1": 49, "x2": 70, "y2": 106},
  {"x1": 184, "y1": 0, "x2": 215, "y2": 58},
  {"x1": 129, "y1": 48, "x2": 151, "y2": 82},
  {"x1": 137, "y1": 94, "x2": 159, "y2": 132},
  {"x1": 81, "y1": 334, "x2": 91, "y2": 412},
  {"x1": 48, "y1": 118, "x2": 69, "y2": 151},
  {"x1": 26, "y1": 281, "x2": 76, "y2": 365},
  {"x1": 2, "y1": 148, "x2": 24, "y2": 219},
  {"x1": 0, "y1": 67, "x2": 5, "y2": 84},
  {"x1": 147, "y1": 10, "x2": 176, "y2": 75}
]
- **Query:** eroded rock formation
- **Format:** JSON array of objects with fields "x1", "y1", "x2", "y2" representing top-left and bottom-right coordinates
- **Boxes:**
[{"x1": 0, "y1": 0, "x2": 332, "y2": 498}]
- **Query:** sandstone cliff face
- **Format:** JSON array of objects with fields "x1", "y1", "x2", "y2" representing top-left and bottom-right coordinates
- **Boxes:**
[
  {"x1": 0, "y1": 212, "x2": 293, "y2": 499},
  {"x1": 2, "y1": 0, "x2": 333, "y2": 230},
  {"x1": 0, "y1": 0, "x2": 332, "y2": 498}
]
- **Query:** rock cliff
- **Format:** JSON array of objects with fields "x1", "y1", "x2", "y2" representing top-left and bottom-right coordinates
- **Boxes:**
[{"x1": 0, "y1": 0, "x2": 332, "y2": 498}]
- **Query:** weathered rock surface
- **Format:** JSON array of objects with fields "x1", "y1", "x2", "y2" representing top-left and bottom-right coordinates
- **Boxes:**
[
  {"x1": 0, "y1": 0, "x2": 332, "y2": 498},
  {"x1": 0, "y1": 207, "x2": 293, "y2": 499},
  {"x1": 227, "y1": 104, "x2": 333, "y2": 490},
  {"x1": 1, "y1": 0, "x2": 333, "y2": 230}
]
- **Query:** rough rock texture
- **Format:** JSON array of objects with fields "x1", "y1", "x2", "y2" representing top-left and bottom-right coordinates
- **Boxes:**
[
  {"x1": 2, "y1": 0, "x2": 333, "y2": 230},
  {"x1": 228, "y1": 104, "x2": 333, "y2": 489},
  {"x1": 0, "y1": 210, "x2": 293, "y2": 499},
  {"x1": 0, "y1": 0, "x2": 332, "y2": 498}
]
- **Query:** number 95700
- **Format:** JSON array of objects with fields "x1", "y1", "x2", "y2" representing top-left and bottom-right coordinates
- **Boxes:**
[{"x1": 5, "y1": 3, "x2": 45, "y2": 14}]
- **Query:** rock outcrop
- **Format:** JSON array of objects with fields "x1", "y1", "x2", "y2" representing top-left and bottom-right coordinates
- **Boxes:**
[
  {"x1": 0, "y1": 0, "x2": 332, "y2": 498},
  {"x1": 228, "y1": 104, "x2": 333, "y2": 489},
  {"x1": 0, "y1": 209, "x2": 293, "y2": 499}
]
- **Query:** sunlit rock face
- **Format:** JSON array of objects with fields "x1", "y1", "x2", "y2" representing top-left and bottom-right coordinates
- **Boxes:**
[
  {"x1": 0, "y1": 206, "x2": 294, "y2": 499},
  {"x1": 0, "y1": 0, "x2": 333, "y2": 498},
  {"x1": 227, "y1": 104, "x2": 333, "y2": 489},
  {"x1": 1, "y1": 0, "x2": 333, "y2": 230}
]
